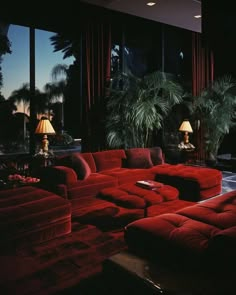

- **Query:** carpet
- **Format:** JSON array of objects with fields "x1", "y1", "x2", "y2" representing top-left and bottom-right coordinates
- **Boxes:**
[{"x1": 0, "y1": 222, "x2": 126, "y2": 295}]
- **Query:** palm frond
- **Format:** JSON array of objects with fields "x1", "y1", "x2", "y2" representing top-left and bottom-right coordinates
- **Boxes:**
[{"x1": 106, "y1": 70, "x2": 184, "y2": 148}]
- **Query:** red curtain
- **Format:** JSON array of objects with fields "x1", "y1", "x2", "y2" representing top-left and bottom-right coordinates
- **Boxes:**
[
  {"x1": 81, "y1": 21, "x2": 111, "y2": 152},
  {"x1": 192, "y1": 32, "x2": 214, "y2": 161}
]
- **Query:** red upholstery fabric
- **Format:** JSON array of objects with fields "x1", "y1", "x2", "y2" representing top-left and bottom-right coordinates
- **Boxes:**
[
  {"x1": 99, "y1": 187, "x2": 147, "y2": 209},
  {"x1": 200, "y1": 184, "x2": 222, "y2": 201},
  {"x1": 152, "y1": 164, "x2": 222, "y2": 201},
  {"x1": 93, "y1": 149, "x2": 126, "y2": 171},
  {"x1": 125, "y1": 213, "x2": 219, "y2": 258},
  {"x1": 101, "y1": 168, "x2": 155, "y2": 185},
  {"x1": 55, "y1": 153, "x2": 91, "y2": 180},
  {"x1": 0, "y1": 186, "x2": 71, "y2": 248},
  {"x1": 149, "y1": 146, "x2": 164, "y2": 165},
  {"x1": 66, "y1": 173, "x2": 118, "y2": 199},
  {"x1": 125, "y1": 191, "x2": 236, "y2": 265},
  {"x1": 72, "y1": 196, "x2": 144, "y2": 229},
  {"x1": 147, "y1": 199, "x2": 194, "y2": 217},
  {"x1": 177, "y1": 191, "x2": 236, "y2": 229},
  {"x1": 71, "y1": 196, "x2": 118, "y2": 218},
  {"x1": 80, "y1": 152, "x2": 97, "y2": 173},
  {"x1": 125, "y1": 148, "x2": 153, "y2": 168},
  {"x1": 152, "y1": 164, "x2": 222, "y2": 189},
  {"x1": 40, "y1": 166, "x2": 78, "y2": 185},
  {"x1": 99, "y1": 183, "x2": 179, "y2": 208}
]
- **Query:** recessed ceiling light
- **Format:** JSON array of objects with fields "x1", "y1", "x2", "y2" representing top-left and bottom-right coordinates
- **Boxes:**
[
  {"x1": 194, "y1": 15, "x2": 201, "y2": 19},
  {"x1": 146, "y1": 2, "x2": 156, "y2": 6}
]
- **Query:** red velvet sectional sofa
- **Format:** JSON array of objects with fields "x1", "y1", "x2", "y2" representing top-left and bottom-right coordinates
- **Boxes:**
[{"x1": 38, "y1": 147, "x2": 222, "y2": 227}]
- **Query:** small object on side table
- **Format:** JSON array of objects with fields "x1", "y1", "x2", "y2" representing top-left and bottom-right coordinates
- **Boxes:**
[
  {"x1": 178, "y1": 142, "x2": 196, "y2": 164},
  {"x1": 178, "y1": 142, "x2": 195, "y2": 150},
  {"x1": 33, "y1": 150, "x2": 55, "y2": 167}
]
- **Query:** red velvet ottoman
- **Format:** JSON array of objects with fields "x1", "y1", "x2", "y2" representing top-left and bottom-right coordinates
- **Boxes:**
[
  {"x1": 99, "y1": 182, "x2": 192, "y2": 218},
  {"x1": 151, "y1": 164, "x2": 222, "y2": 201},
  {"x1": 124, "y1": 190, "x2": 236, "y2": 267},
  {"x1": 0, "y1": 186, "x2": 71, "y2": 249}
]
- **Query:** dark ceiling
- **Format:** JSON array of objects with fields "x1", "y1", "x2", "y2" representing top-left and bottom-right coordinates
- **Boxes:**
[
  {"x1": 0, "y1": 1, "x2": 201, "y2": 35},
  {"x1": 81, "y1": 0, "x2": 202, "y2": 33},
  {"x1": 0, "y1": 4, "x2": 81, "y2": 35}
]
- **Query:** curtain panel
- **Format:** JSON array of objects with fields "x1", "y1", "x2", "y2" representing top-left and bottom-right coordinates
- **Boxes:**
[
  {"x1": 192, "y1": 32, "x2": 214, "y2": 161},
  {"x1": 81, "y1": 19, "x2": 111, "y2": 152}
]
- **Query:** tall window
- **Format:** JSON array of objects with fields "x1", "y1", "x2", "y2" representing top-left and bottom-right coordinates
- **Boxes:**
[
  {"x1": 123, "y1": 21, "x2": 162, "y2": 77},
  {"x1": 35, "y1": 29, "x2": 75, "y2": 150},
  {"x1": 0, "y1": 24, "x2": 29, "y2": 154},
  {"x1": 163, "y1": 25, "x2": 192, "y2": 91},
  {"x1": 0, "y1": 24, "x2": 77, "y2": 155}
]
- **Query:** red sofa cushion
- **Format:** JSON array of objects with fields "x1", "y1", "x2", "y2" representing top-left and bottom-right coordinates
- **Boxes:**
[
  {"x1": 177, "y1": 190, "x2": 236, "y2": 229},
  {"x1": 101, "y1": 168, "x2": 155, "y2": 185},
  {"x1": 125, "y1": 148, "x2": 153, "y2": 169},
  {"x1": 93, "y1": 149, "x2": 126, "y2": 171},
  {"x1": 55, "y1": 153, "x2": 91, "y2": 180},
  {"x1": 125, "y1": 213, "x2": 219, "y2": 257},
  {"x1": 66, "y1": 173, "x2": 118, "y2": 199},
  {"x1": 152, "y1": 164, "x2": 222, "y2": 189},
  {"x1": 99, "y1": 183, "x2": 179, "y2": 208},
  {"x1": 152, "y1": 163, "x2": 222, "y2": 201},
  {"x1": 147, "y1": 199, "x2": 194, "y2": 217},
  {"x1": 149, "y1": 146, "x2": 164, "y2": 165}
]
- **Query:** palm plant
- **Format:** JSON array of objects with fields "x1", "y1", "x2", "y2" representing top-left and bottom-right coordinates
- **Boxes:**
[
  {"x1": 8, "y1": 83, "x2": 50, "y2": 141},
  {"x1": 46, "y1": 63, "x2": 69, "y2": 131},
  {"x1": 0, "y1": 32, "x2": 11, "y2": 93},
  {"x1": 50, "y1": 33, "x2": 80, "y2": 59},
  {"x1": 193, "y1": 75, "x2": 236, "y2": 161},
  {"x1": 106, "y1": 71, "x2": 184, "y2": 148},
  {"x1": 8, "y1": 83, "x2": 51, "y2": 115}
]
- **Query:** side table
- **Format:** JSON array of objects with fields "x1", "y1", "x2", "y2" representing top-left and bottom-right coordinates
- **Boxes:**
[
  {"x1": 165, "y1": 145, "x2": 196, "y2": 164},
  {"x1": 179, "y1": 148, "x2": 196, "y2": 164},
  {"x1": 30, "y1": 152, "x2": 55, "y2": 176}
]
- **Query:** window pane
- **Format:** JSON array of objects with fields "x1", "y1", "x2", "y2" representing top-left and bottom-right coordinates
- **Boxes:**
[
  {"x1": 35, "y1": 29, "x2": 75, "y2": 151},
  {"x1": 0, "y1": 23, "x2": 29, "y2": 155}
]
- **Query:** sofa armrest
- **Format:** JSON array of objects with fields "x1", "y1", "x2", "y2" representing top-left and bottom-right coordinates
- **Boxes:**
[{"x1": 40, "y1": 166, "x2": 78, "y2": 186}]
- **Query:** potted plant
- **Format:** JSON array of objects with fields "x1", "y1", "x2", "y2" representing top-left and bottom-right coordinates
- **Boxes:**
[
  {"x1": 106, "y1": 70, "x2": 184, "y2": 148},
  {"x1": 193, "y1": 75, "x2": 236, "y2": 164}
]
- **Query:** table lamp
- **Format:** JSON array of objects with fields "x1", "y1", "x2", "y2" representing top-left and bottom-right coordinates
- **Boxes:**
[
  {"x1": 35, "y1": 117, "x2": 56, "y2": 153},
  {"x1": 179, "y1": 119, "x2": 193, "y2": 144}
]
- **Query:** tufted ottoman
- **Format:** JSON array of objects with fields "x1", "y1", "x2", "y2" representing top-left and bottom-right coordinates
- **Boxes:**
[
  {"x1": 0, "y1": 185, "x2": 71, "y2": 249},
  {"x1": 151, "y1": 164, "x2": 222, "y2": 201},
  {"x1": 99, "y1": 182, "x2": 193, "y2": 218},
  {"x1": 124, "y1": 190, "x2": 236, "y2": 267}
]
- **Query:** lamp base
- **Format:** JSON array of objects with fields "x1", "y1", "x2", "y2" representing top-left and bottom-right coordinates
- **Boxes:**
[
  {"x1": 183, "y1": 132, "x2": 189, "y2": 144},
  {"x1": 42, "y1": 135, "x2": 49, "y2": 153}
]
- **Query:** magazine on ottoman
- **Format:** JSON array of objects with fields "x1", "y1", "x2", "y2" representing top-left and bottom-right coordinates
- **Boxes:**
[{"x1": 136, "y1": 180, "x2": 163, "y2": 190}]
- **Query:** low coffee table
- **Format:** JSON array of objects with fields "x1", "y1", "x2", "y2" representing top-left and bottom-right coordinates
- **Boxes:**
[{"x1": 103, "y1": 250, "x2": 234, "y2": 295}]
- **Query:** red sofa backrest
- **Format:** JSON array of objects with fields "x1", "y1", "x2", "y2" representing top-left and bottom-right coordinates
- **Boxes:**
[{"x1": 92, "y1": 149, "x2": 126, "y2": 172}]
